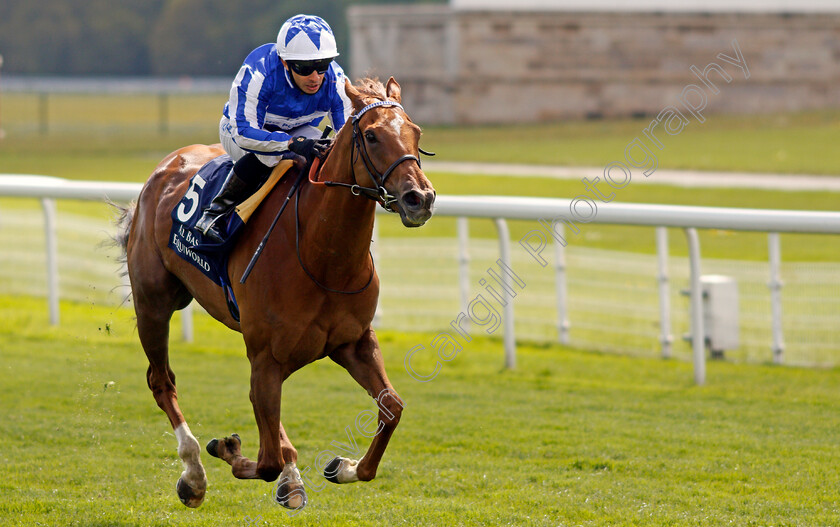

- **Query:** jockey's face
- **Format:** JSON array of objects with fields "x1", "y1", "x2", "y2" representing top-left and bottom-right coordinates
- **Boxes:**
[{"x1": 283, "y1": 60, "x2": 325, "y2": 95}]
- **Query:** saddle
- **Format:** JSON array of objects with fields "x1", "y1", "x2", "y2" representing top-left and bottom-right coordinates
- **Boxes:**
[{"x1": 168, "y1": 155, "x2": 295, "y2": 321}]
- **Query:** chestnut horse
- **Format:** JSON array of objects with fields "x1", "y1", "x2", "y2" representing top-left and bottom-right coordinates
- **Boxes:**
[{"x1": 117, "y1": 77, "x2": 435, "y2": 509}]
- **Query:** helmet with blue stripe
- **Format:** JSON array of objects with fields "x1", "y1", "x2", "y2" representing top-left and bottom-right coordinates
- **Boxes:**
[{"x1": 276, "y1": 14, "x2": 339, "y2": 61}]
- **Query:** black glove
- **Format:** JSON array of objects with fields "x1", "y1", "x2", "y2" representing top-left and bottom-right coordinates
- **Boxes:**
[{"x1": 288, "y1": 136, "x2": 332, "y2": 160}]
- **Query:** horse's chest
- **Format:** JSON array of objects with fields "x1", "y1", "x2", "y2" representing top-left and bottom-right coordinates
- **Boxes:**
[{"x1": 284, "y1": 302, "x2": 373, "y2": 360}]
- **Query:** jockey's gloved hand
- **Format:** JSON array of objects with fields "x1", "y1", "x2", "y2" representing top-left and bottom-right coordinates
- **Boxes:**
[{"x1": 288, "y1": 136, "x2": 333, "y2": 161}]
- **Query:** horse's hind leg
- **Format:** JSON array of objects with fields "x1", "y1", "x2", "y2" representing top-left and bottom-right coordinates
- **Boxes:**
[
  {"x1": 130, "y1": 264, "x2": 206, "y2": 507},
  {"x1": 327, "y1": 328, "x2": 404, "y2": 484}
]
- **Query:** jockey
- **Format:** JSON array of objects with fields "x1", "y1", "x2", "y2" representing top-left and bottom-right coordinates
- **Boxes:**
[{"x1": 196, "y1": 14, "x2": 353, "y2": 242}]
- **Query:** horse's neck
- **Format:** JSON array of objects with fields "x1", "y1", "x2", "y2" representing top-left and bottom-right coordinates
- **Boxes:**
[{"x1": 299, "y1": 130, "x2": 375, "y2": 276}]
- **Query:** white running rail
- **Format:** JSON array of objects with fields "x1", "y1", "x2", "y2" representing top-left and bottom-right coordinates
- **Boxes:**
[{"x1": 3, "y1": 174, "x2": 840, "y2": 384}]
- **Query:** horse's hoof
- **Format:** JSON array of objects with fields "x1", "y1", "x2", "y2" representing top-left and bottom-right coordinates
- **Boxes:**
[
  {"x1": 324, "y1": 457, "x2": 342, "y2": 484},
  {"x1": 275, "y1": 479, "x2": 307, "y2": 511},
  {"x1": 206, "y1": 438, "x2": 220, "y2": 458},
  {"x1": 206, "y1": 434, "x2": 241, "y2": 459},
  {"x1": 324, "y1": 456, "x2": 360, "y2": 484},
  {"x1": 224, "y1": 433, "x2": 242, "y2": 454},
  {"x1": 176, "y1": 476, "x2": 206, "y2": 508}
]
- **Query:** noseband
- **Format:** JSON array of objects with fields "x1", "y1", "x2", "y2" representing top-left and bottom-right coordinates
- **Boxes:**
[{"x1": 325, "y1": 100, "x2": 432, "y2": 212}]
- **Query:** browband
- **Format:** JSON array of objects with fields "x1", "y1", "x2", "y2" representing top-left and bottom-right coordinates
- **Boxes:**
[{"x1": 352, "y1": 101, "x2": 404, "y2": 123}]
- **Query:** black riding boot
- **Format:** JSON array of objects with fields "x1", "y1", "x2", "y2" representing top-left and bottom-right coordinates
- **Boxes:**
[{"x1": 195, "y1": 168, "x2": 254, "y2": 242}]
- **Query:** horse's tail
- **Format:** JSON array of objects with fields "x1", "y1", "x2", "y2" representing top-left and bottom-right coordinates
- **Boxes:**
[
  {"x1": 110, "y1": 199, "x2": 135, "y2": 263},
  {"x1": 104, "y1": 200, "x2": 136, "y2": 307}
]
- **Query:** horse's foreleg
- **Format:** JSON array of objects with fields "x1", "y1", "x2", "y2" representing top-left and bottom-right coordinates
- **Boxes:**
[
  {"x1": 250, "y1": 355, "x2": 307, "y2": 509},
  {"x1": 274, "y1": 421, "x2": 307, "y2": 511},
  {"x1": 328, "y1": 328, "x2": 403, "y2": 483},
  {"x1": 205, "y1": 353, "x2": 306, "y2": 509}
]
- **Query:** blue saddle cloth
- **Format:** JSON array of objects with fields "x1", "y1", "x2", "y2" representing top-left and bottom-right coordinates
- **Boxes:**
[{"x1": 168, "y1": 154, "x2": 246, "y2": 320}]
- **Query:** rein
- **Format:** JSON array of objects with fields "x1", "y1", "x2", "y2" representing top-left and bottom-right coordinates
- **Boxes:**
[{"x1": 293, "y1": 184, "x2": 375, "y2": 295}]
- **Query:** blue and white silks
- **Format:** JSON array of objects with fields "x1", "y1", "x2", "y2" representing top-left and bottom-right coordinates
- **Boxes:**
[{"x1": 220, "y1": 43, "x2": 352, "y2": 167}]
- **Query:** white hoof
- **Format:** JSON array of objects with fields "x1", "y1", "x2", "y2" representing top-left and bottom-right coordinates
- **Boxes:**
[
  {"x1": 174, "y1": 423, "x2": 207, "y2": 506},
  {"x1": 324, "y1": 457, "x2": 360, "y2": 484},
  {"x1": 275, "y1": 462, "x2": 307, "y2": 511}
]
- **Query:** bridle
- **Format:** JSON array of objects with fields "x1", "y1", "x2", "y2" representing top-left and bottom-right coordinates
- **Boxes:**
[
  {"x1": 289, "y1": 101, "x2": 418, "y2": 294},
  {"x1": 241, "y1": 99, "x2": 433, "y2": 292},
  {"x1": 324, "y1": 100, "x2": 433, "y2": 212}
]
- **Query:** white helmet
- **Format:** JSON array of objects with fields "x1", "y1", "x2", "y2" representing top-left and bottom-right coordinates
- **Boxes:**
[{"x1": 276, "y1": 14, "x2": 339, "y2": 61}]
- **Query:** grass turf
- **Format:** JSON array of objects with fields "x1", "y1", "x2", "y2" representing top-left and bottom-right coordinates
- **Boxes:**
[{"x1": 1, "y1": 295, "x2": 839, "y2": 526}]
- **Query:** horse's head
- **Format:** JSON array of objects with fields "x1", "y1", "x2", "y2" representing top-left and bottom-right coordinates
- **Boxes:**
[{"x1": 343, "y1": 77, "x2": 436, "y2": 227}]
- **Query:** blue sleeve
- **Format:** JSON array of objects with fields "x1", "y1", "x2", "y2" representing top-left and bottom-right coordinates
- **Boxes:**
[
  {"x1": 228, "y1": 48, "x2": 293, "y2": 155},
  {"x1": 328, "y1": 63, "x2": 354, "y2": 133}
]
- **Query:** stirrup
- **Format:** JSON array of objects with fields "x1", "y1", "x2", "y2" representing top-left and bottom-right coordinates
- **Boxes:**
[
  {"x1": 194, "y1": 168, "x2": 254, "y2": 239},
  {"x1": 196, "y1": 209, "x2": 217, "y2": 232},
  {"x1": 196, "y1": 208, "x2": 231, "y2": 241}
]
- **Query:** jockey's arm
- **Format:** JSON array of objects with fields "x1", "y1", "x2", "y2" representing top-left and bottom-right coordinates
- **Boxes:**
[
  {"x1": 329, "y1": 70, "x2": 353, "y2": 133},
  {"x1": 228, "y1": 65, "x2": 294, "y2": 157},
  {"x1": 232, "y1": 114, "x2": 293, "y2": 157}
]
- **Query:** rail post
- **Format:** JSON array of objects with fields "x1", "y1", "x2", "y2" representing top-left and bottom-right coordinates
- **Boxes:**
[
  {"x1": 656, "y1": 227, "x2": 673, "y2": 358},
  {"x1": 372, "y1": 217, "x2": 383, "y2": 327},
  {"x1": 768, "y1": 233, "x2": 784, "y2": 364},
  {"x1": 456, "y1": 217, "x2": 471, "y2": 330},
  {"x1": 494, "y1": 218, "x2": 516, "y2": 369},
  {"x1": 181, "y1": 301, "x2": 194, "y2": 343},
  {"x1": 39, "y1": 93, "x2": 49, "y2": 136},
  {"x1": 41, "y1": 198, "x2": 59, "y2": 325},
  {"x1": 553, "y1": 226, "x2": 569, "y2": 345},
  {"x1": 684, "y1": 227, "x2": 705, "y2": 385}
]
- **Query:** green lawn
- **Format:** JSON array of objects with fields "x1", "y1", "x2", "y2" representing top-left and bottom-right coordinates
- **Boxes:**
[{"x1": 1, "y1": 295, "x2": 839, "y2": 526}]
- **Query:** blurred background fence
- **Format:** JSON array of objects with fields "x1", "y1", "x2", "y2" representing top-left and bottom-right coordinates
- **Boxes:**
[{"x1": 1, "y1": 78, "x2": 229, "y2": 136}]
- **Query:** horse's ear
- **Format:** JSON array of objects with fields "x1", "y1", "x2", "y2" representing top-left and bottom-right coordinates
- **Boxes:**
[
  {"x1": 385, "y1": 77, "x2": 402, "y2": 103},
  {"x1": 344, "y1": 78, "x2": 365, "y2": 112}
]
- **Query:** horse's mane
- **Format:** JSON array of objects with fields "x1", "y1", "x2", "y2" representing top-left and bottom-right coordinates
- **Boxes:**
[{"x1": 353, "y1": 77, "x2": 387, "y2": 101}]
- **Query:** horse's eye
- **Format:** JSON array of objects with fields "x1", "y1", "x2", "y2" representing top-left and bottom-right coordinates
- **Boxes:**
[{"x1": 364, "y1": 130, "x2": 377, "y2": 144}]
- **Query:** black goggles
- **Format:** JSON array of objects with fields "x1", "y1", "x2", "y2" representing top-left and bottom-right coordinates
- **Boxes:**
[{"x1": 287, "y1": 58, "x2": 333, "y2": 76}]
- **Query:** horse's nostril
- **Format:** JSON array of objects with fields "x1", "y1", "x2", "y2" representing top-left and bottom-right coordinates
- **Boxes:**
[{"x1": 403, "y1": 191, "x2": 422, "y2": 209}]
